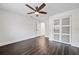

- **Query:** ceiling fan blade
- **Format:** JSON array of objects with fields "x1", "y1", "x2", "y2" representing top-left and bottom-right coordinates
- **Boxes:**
[
  {"x1": 27, "y1": 12, "x2": 35, "y2": 14},
  {"x1": 39, "y1": 11, "x2": 47, "y2": 14},
  {"x1": 37, "y1": 3, "x2": 46, "y2": 11},
  {"x1": 25, "y1": 4, "x2": 36, "y2": 11}
]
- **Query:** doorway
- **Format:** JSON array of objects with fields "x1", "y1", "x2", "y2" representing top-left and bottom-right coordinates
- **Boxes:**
[{"x1": 36, "y1": 22, "x2": 45, "y2": 36}]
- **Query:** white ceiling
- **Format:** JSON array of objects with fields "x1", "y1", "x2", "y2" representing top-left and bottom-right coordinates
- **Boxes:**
[{"x1": 0, "y1": 3, "x2": 79, "y2": 21}]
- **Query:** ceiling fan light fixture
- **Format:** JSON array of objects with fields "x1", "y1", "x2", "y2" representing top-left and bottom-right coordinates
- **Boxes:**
[{"x1": 34, "y1": 12, "x2": 39, "y2": 15}]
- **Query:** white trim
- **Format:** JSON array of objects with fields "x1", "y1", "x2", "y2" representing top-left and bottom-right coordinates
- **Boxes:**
[
  {"x1": 50, "y1": 39, "x2": 70, "y2": 44},
  {"x1": 0, "y1": 35, "x2": 41, "y2": 46}
]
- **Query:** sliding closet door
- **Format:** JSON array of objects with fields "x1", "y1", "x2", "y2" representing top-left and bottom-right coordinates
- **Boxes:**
[{"x1": 53, "y1": 16, "x2": 71, "y2": 44}]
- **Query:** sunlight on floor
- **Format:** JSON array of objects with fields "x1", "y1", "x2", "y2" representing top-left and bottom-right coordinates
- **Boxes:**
[{"x1": 36, "y1": 36, "x2": 48, "y2": 53}]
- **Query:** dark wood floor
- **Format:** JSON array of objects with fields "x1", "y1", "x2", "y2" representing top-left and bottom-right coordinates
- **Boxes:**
[{"x1": 0, "y1": 36, "x2": 79, "y2": 55}]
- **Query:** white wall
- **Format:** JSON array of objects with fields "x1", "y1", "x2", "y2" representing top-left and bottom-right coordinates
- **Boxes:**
[
  {"x1": 0, "y1": 9, "x2": 40, "y2": 46},
  {"x1": 47, "y1": 8, "x2": 79, "y2": 47}
]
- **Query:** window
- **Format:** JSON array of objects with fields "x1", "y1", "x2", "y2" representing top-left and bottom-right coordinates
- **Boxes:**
[{"x1": 53, "y1": 16, "x2": 71, "y2": 43}]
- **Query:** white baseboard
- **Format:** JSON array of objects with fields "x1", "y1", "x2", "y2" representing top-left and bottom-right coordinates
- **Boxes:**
[
  {"x1": 0, "y1": 35, "x2": 40, "y2": 46},
  {"x1": 71, "y1": 44, "x2": 79, "y2": 48}
]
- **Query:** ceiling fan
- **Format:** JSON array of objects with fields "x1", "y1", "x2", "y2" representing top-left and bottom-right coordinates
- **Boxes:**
[{"x1": 25, "y1": 3, "x2": 47, "y2": 17}]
